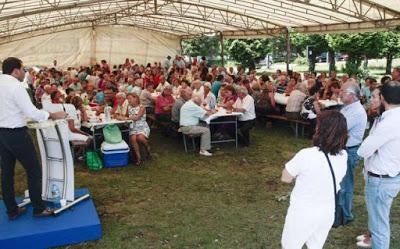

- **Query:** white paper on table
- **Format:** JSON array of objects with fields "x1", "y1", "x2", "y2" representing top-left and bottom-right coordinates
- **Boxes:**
[
  {"x1": 274, "y1": 93, "x2": 289, "y2": 105},
  {"x1": 202, "y1": 108, "x2": 242, "y2": 124}
]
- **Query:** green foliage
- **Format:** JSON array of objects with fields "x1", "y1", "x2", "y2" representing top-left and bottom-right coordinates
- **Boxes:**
[
  {"x1": 268, "y1": 36, "x2": 286, "y2": 54},
  {"x1": 379, "y1": 29, "x2": 400, "y2": 57},
  {"x1": 379, "y1": 29, "x2": 400, "y2": 73},
  {"x1": 327, "y1": 32, "x2": 384, "y2": 77},
  {"x1": 327, "y1": 32, "x2": 383, "y2": 60},
  {"x1": 228, "y1": 39, "x2": 257, "y2": 70},
  {"x1": 293, "y1": 56, "x2": 308, "y2": 65},
  {"x1": 248, "y1": 38, "x2": 270, "y2": 60},
  {"x1": 340, "y1": 62, "x2": 363, "y2": 77},
  {"x1": 291, "y1": 33, "x2": 329, "y2": 72},
  {"x1": 291, "y1": 33, "x2": 328, "y2": 57},
  {"x1": 182, "y1": 36, "x2": 221, "y2": 57}
]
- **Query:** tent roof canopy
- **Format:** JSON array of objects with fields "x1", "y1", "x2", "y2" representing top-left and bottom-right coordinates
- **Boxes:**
[{"x1": 1, "y1": 0, "x2": 400, "y2": 42}]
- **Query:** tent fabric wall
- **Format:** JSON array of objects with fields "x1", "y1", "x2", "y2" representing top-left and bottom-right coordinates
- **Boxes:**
[
  {"x1": 94, "y1": 26, "x2": 180, "y2": 67},
  {"x1": 0, "y1": 25, "x2": 180, "y2": 68}
]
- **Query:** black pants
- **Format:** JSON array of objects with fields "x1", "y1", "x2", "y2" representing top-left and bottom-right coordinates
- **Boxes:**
[
  {"x1": 0, "y1": 127, "x2": 45, "y2": 215},
  {"x1": 238, "y1": 119, "x2": 256, "y2": 146}
]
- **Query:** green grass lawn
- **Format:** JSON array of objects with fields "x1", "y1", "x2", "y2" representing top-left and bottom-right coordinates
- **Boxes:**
[{"x1": 8, "y1": 124, "x2": 400, "y2": 249}]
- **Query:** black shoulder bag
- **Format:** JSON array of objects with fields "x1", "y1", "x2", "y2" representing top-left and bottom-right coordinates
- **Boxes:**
[{"x1": 323, "y1": 152, "x2": 344, "y2": 227}]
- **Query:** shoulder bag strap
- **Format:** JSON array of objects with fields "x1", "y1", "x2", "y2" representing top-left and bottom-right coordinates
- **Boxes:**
[{"x1": 323, "y1": 152, "x2": 337, "y2": 207}]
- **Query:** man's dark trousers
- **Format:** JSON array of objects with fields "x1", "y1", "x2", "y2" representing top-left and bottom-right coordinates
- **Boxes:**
[{"x1": 0, "y1": 127, "x2": 45, "y2": 215}]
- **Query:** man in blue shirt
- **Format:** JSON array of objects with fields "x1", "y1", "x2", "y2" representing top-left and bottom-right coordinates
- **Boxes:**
[
  {"x1": 180, "y1": 96, "x2": 215, "y2": 156},
  {"x1": 338, "y1": 81, "x2": 367, "y2": 225}
]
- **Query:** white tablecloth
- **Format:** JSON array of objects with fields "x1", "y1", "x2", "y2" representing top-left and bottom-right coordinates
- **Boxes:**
[{"x1": 202, "y1": 108, "x2": 242, "y2": 124}]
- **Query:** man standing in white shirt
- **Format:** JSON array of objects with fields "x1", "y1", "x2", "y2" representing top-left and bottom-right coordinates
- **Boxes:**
[
  {"x1": 162, "y1": 56, "x2": 172, "y2": 70},
  {"x1": 358, "y1": 81, "x2": 400, "y2": 249},
  {"x1": 233, "y1": 86, "x2": 256, "y2": 147},
  {"x1": 0, "y1": 57, "x2": 66, "y2": 220}
]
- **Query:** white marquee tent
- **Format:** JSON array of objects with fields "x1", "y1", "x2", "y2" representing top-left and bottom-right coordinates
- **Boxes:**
[{"x1": 0, "y1": 0, "x2": 399, "y2": 67}]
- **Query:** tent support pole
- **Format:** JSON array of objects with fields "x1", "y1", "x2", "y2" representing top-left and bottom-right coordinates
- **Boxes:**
[
  {"x1": 90, "y1": 24, "x2": 96, "y2": 65},
  {"x1": 286, "y1": 27, "x2": 290, "y2": 72},
  {"x1": 220, "y1": 32, "x2": 224, "y2": 67},
  {"x1": 179, "y1": 37, "x2": 183, "y2": 55}
]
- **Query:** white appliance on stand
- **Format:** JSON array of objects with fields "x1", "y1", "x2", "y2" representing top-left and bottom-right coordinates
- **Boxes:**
[{"x1": 21, "y1": 119, "x2": 89, "y2": 215}]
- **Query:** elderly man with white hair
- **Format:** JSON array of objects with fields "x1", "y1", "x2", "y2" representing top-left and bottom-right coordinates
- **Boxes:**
[
  {"x1": 336, "y1": 81, "x2": 367, "y2": 226},
  {"x1": 233, "y1": 86, "x2": 256, "y2": 147},
  {"x1": 179, "y1": 95, "x2": 214, "y2": 156},
  {"x1": 191, "y1": 80, "x2": 204, "y2": 99}
]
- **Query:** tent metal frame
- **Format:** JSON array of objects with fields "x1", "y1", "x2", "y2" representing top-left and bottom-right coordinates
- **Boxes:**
[{"x1": 0, "y1": 0, "x2": 399, "y2": 43}]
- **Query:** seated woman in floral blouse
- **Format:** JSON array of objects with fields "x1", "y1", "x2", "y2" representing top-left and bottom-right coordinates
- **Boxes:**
[{"x1": 123, "y1": 93, "x2": 151, "y2": 165}]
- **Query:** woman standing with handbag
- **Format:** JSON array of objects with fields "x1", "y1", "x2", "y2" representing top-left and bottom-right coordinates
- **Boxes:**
[{"x1": 280, "y1": 110, "x2": 348, "y2": 249}]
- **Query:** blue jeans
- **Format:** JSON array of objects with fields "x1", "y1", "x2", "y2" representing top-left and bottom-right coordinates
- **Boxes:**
[
  {"x1": 338, "y1": 146, "x2": 360, "y2": 222},
  {"x1": 365, "y1": 174, "x2": 400, "y2": 249}
]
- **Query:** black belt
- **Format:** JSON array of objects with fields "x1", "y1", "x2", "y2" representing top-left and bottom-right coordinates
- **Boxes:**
[
  {"x1": 346, "y1": 145, "x2": 360, "y2": 149},
  {"x1": 368, "y1": 171, "x2": 396, "y2": 178},
  {"x1": 0, "y1": 126, "x2": 27, "y2": 131}
]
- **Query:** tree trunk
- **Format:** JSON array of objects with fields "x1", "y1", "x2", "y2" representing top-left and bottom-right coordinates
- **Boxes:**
[
  {"x1": 386, "y1": 53, "x2": 393, "y2": 75},
  {"x1": 328, "y1": 50, "x2": 336, "y2": 72},
  {"x1": 363, "y1": 56, "x2": 368, "y2": 70},
  {"x1": 308, "y1": 55, "x2": 316, "y2": 73}
]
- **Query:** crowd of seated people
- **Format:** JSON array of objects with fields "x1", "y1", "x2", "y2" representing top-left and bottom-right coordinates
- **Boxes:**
[{"x1": 24, "y1": 56, "x2": 397, "y2": 160}]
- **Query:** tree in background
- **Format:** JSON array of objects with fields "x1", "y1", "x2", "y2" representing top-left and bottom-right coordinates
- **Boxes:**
[
  {"x1": 327, "y1": 32, "x2": 384, "y2": 76},
  {"x1": 379, "y1": 29, "x2": 400, "y2": 74},
  {"x1": 226, "y1": 38, "x2": 270, "y2": 70},
  {"x1": 182, "y1": 36, "x2": 220, "y2": 58},
  {"x1": 290, "y1": 33, "x2": 329, "y2": 73},
  {"x1": 182, "y1": 31, "x2": 400, "y2": 76},
  {"x1": 227, "y1": 39, "x2": 257, "y2": 70}
]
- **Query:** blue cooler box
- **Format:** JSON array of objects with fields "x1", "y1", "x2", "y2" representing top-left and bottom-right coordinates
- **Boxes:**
[{"x1": 101, "y1": 141, "x2": 130, "y2": 168}]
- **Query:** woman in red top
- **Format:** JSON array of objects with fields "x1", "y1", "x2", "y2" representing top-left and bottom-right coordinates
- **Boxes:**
[
  {"x1": 219, "y1": 85, "x2": 237, "y2": 110},
  {"x1": 155, "y1": 86, "x2": 175, "y2": 123}
]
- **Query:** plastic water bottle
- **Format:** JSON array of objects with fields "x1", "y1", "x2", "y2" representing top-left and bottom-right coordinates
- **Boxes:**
[
  {"x1": 104, "y1": 106, "x2": 112, "y2": 122},
  {"x1": 51, "y1": 184, "x2": 61, "y2": 208}
]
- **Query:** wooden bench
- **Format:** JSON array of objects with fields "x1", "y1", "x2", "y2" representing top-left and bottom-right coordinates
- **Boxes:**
[{"x1": 265, "y1": 114, "x2": 310, "y2": 138}]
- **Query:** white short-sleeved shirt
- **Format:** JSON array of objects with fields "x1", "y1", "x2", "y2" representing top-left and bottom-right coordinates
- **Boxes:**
[
  {"x1": 285, "y1": 147, "x2": 348, "y2": 209},
  {"x1": 233, "y1": 94, "x2": 256, "y2": 121}
]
